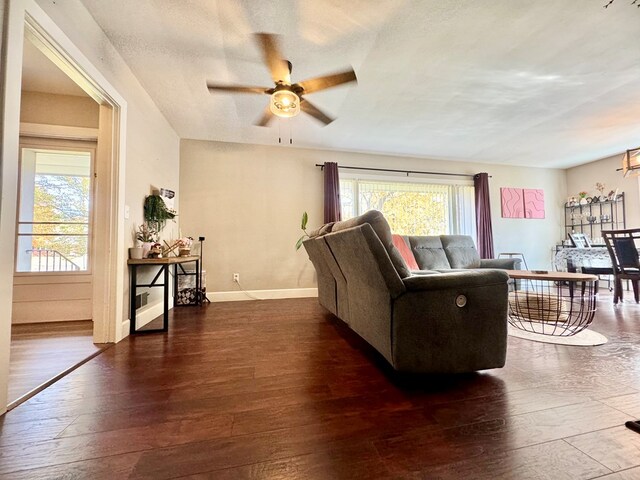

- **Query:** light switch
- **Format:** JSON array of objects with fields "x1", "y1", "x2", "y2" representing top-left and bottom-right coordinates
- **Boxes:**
[{"x1": 124, "y1": 205, "x2": 130, "y2": 219}]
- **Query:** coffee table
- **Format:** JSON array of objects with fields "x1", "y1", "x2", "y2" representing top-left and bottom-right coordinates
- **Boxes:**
[{"x1": 505, "y1": 270, "x2": 598, "y2": 336}]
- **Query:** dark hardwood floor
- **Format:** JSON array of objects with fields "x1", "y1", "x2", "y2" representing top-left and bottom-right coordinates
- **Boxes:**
[
  {"x1": 1, "y1": 296, "x2": 640, "y2": 479},
  {"x1": 8, "y1": 321, "x2": 107, "y2": 407}
]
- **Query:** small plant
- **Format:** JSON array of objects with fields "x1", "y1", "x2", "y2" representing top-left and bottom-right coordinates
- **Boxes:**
[
  {"x1": 578, "y1": 191, "x2": 588, "y2": 199},
  {"x1": 295, "y1": 212, "x2": 309, "y2": 251},
  {"x1": 144, "y1": 194, "x2": 177, "y2": 233},
  {"x1": 136, "y1": 223, "x2": 158, "y2": 243}
]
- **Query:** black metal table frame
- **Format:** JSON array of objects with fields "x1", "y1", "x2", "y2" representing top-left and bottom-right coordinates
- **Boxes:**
[{"x1": 129, "y1": 257, "x2": 200, "y2": 335}]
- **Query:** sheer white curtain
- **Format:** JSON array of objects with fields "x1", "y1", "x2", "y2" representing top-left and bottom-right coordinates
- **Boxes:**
[{"x1": 339, "y1": 178, "x2": 476, "y2": 237}]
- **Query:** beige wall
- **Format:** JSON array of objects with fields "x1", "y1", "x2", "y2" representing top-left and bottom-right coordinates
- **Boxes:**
[
  {"x1": 566, "y1": 153, "x2": 640, "y2": 230},
  {"x1": 180, "y1": 140, "x2": 567, "y2": 295},
  {"x1": 20, "y1": 90, "x2": 98, "y2": 127}
]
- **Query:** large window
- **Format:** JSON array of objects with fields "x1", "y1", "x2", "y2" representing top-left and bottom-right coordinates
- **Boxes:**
[
  {"x1": 340, "y1": 177, "x2": 476, "y2": 237},
  {"x1": 16, "y1": 147, "x2": 93, "y2": 273}
]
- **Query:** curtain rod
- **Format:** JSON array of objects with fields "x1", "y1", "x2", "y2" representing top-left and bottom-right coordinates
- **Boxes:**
[{"x1": 315, "y1": 164, "x2": 487, "y2": 178}]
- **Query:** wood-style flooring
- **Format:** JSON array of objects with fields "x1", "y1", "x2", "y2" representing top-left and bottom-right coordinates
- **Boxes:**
[
  {"x1": 8, "y1": 321, "x2": 106, "y2": 407},
  {"x1": 1, "y1": 297, "x2": 640, "y2": 479}
]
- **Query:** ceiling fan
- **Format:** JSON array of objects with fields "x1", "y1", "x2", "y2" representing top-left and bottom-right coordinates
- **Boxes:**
[{"x1": 206, "y1": 33, "x2": 357, "y2": 127}]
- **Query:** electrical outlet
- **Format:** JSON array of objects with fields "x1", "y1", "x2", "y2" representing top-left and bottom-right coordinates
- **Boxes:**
[{"x1": 233, "y1": 273, "x2": 240, "y2": 283}]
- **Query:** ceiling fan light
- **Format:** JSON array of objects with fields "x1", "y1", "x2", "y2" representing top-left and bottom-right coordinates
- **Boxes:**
[
  {"x1": 270, "y1": 90, "x2": 300, "y2": 118},
  {"x1": 622, "y1": 147, "x2": 640, "y2": 177}
]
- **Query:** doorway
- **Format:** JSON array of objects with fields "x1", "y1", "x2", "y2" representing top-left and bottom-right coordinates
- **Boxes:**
[
  {"x1": 0, "y1": 4, "x2": 128, "y2": 412},
  {"x1": 6, "y1": 34, "x2": 106, "y2": 408}
]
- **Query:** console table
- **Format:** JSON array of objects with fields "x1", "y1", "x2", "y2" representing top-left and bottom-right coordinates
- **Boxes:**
[{"x1": 128, "y1": 256, "x2": 200, "y2": 334}]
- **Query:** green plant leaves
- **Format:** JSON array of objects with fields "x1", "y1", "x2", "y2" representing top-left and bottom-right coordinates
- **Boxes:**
[
  {"x1": 295, "y1": 236, "x2": 306, "y2": 251},
  {"x1": 144, "y1": 195, "x2": 176, "y2": 232},
  {"x1": 301, "y1": 211, "x2": 308, "y2": 230}
]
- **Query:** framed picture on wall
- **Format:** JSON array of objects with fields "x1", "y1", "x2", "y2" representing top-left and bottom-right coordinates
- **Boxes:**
[{"x1": 569, "y1": 232, "x2": 591, "y2": 249}]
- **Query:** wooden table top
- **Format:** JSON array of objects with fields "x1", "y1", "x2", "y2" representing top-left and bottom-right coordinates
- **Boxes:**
[
  {"x1": 127, "y1": 255, "x2": 199, "y2": 265},
  {"x1": 504, "y1": 269, "x2": 598, "y2": 282}
]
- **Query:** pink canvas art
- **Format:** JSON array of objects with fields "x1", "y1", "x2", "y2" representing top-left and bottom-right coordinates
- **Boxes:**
[
  {"x1": 524, "y1": 189, "x2": 545, "y2": 219},
  {"x1": 500, "y1": 188, "x2": 524, "y2": 218}
]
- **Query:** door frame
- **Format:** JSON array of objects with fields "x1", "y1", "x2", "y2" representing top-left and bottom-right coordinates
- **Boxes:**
[{"x1": 0, "y1": 0, "x2": 128, "y2": 413}]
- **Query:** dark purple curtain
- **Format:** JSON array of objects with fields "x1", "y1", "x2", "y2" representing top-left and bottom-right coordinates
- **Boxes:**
[
  {"x1": 323, "y1": 162, "x2": 342, "y2": 223},
  {"x1": 474, "y1": 172, "x2": 494, "y2": 259}
]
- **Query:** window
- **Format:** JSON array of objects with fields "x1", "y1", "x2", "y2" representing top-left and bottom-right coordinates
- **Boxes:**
[
  {"x1": 16, "y1": 147, "x2": 93, "y2": 273},
  {"x1": 340, "y1": 177, "x2": 476, "y2": 237}
]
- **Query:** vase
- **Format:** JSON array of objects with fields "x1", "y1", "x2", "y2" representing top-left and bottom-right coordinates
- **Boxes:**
[
  {"x1": 129, "y1": 247, "x2": 144, "y2": 260},
  {"x1": 579, "y1": 198, "x2": 588, "y2": 205},
  {"x1": 142, "y1": 242, "x2": 155, "y2": 258}
]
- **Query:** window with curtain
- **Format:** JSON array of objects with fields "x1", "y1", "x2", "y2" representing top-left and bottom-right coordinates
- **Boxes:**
[{"x1": 340, "y1": 178, "x2": 476, "y2": 237}]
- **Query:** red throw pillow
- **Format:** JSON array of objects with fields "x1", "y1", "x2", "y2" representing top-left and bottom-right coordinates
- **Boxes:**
[{"x1": 392, "y1": 234, "x2": 419, "y2": 270}]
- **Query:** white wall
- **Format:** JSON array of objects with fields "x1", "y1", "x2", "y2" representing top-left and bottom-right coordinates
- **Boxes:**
[
  {"x1": 180, "y1": 140, "x2": 567, "y2": 296},
  {"x1": 0, "y1": 0, "x2": 180, "y2": 412},
  {"x1": 566, "y1": 152, "x2": 640, "y2": 229}
]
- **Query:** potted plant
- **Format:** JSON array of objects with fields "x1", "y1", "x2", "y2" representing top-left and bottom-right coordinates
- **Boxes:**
[
  {"x1": 136, "y1": 223, "x2": 158, "y2": 258},
  {"x1": 144, "y1": 194, "x2": 177, "y2": 233},
  {"x1": 295, "y1": 212, "x2": 310, "y2": 250}
]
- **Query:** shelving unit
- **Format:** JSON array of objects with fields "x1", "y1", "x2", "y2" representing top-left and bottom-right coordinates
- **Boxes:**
[{"x1": 563, "y1": 193, "x2": 626, "y2": 246}]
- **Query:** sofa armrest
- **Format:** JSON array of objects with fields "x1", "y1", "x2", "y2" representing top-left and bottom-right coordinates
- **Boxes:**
[
  {"x1": 403, "y1": 269, "x2": 509, "y2": 292},
  {"x1": 393, "y1": 270, "x2": 509, "y2": 373},
  {"x1": 480, "y1": 258, "x2": 522, "y2": 270}
]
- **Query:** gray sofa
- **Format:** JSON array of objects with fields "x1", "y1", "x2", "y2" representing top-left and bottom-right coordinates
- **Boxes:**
[{"x1": 303, "y1": 210, "x2": 512, "y2": 374}]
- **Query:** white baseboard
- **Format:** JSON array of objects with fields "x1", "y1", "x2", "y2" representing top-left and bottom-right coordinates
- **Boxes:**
[
  {"x1": 120, "y1": 320, "x2": 130, "y2": 339},
  {"x1": 122, "y1": 299, "x2": 173, "y2": 337},
  {"x1": 209, "y1": 287, "x2": 318, "y2": 302}
]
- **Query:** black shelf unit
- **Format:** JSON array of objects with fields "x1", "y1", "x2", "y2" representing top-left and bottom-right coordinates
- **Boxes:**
[{"x1": 563, "y1": 193, "x2": 626, "y2": 245}]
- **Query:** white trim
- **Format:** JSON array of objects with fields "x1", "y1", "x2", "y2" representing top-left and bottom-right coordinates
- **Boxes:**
[
  {"x1": 209, "y1": 288, "x2": 318, "y2": 302},
  {"x1": 120, "y1": 320, "x2": 130, "y2": 339},
  {"x1": 20, "y1": 122, "x2": 98, "y2": 141},
  {"x1": 126, "y1": 298, "x2": 174, "y2": 331}
]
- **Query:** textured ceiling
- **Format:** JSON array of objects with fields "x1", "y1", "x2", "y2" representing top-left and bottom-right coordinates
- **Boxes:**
[
  {"x1": 22, "y1": 37, "x2": 88, "y2": 97},
  {"x1": 80, "y1": 0, "x2": 640, "y2": 168}
]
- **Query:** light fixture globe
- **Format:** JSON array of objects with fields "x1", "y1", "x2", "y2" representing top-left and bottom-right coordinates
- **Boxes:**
[
  {"x1": 622, "y1": 147, "x2": 640, "y2": 177},
  {"x1": 270, "y1": 89, "x2": 300, "y2": 118}
]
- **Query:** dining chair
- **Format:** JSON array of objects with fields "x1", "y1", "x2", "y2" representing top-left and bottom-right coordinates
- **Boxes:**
[{"x1": 602, "y1": 228, "x2": 640, "y2": 304}]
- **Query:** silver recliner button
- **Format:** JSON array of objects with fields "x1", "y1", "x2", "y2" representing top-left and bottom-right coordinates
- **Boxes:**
[{"x1": 456, "y1": 295, "x2": 467, "y2": 308}]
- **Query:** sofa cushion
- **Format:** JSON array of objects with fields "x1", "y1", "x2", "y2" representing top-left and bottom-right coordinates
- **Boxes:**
[
  {"x1": 308, "y1": 222, "x2": 335, "y2": 238},
  {"x1": 407, "y1": 236, "x2": 452, "y2": 270},
  {"x1": 392, "y1": 235, "x2": 419, "y2": 270},
  {"x1": 440, "y1": 235, "x2": 481, "y2": 269},
  {"x1": 331, "y1": 210, "x2": 411, "y2": 278}
]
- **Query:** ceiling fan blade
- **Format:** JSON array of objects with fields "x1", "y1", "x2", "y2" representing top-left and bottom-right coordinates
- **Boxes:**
[
  {"x1": 255, "y1": 104, "x2": 275, "y2": 127},
  {"x1": 300, "y1": 100, "x2": 335, "y2": 125},
  {"x1": 296, "y1": 68, "x2": 357, "y2": 94},
  {"x1": 207, "y1": 83, "x2": 269, "y2": 95},
  {"x1": 254, "y1": 33, "x2": 291, "y2": 84}
]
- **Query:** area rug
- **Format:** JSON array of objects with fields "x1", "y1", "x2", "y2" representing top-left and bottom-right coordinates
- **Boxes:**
[{"x1": 508, "y1": 325, "x2": 608, "y2": 346}]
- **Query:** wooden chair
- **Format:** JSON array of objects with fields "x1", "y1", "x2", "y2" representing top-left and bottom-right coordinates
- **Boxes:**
[{"x1": 603, "y1": 229, "x2": 640, "y2": 304}]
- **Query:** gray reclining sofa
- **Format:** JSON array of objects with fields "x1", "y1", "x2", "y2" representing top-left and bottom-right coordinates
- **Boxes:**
[{"x1": 303, "y1": 210, "x2": 514, "y2": 374}]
